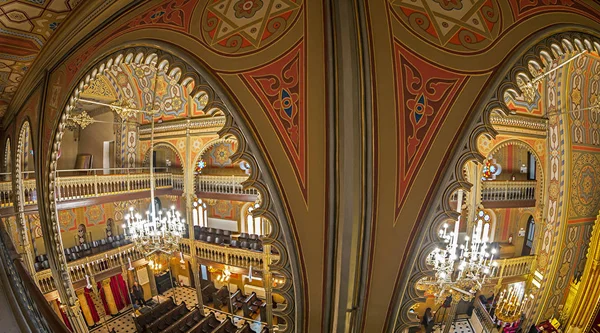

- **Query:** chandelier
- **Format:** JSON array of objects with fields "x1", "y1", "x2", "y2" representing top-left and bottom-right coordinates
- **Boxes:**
[
  {"x1": 124, "y1": 205, "x2": 185, "y2": 256},
  {"x1": 495, "y1": 284, "x2": 532, "y2": 323},
  {"x1": 425, "y1": 208, "x2": 498, "y2": 303}
]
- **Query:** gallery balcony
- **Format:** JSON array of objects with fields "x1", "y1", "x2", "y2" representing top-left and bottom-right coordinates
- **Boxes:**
[
  {"x1": 481, "y1": 180, "x2": 536, "y2": 208},
  {"x1": 0, "y1": 169, "x2": 259, "y2": 214},
  {"x1": 34, "y1": 242, "x2": 145, "y2": 298},
  {"x1": 179, "y1": 237, "x2": 278, "y2": 271}
]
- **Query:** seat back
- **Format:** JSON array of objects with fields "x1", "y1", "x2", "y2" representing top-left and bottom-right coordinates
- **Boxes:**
[{"x1": 213, "y1": 318, "x2": 237, "y2": 333}]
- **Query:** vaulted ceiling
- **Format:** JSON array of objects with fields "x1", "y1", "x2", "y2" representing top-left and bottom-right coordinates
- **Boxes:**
[{"x1": 0, "y1": 0, "x2": 82, "y2": 120}]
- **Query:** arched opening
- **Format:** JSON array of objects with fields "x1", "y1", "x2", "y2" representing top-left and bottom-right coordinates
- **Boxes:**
[
  {"x1": 42, "y1": 45, "x2": 301, "y2": 332},
  {"x1": 391, "y1": 31, "x2": 600, "y2": 332}
]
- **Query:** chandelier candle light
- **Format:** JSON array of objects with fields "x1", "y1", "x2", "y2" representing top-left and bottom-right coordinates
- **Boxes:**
[
  {"x1": 427, "y1": 207, "x2": 498, "y2": 303},
  {"x1": 124, "y1": 205, "x2": 185, "y2": 256},
  {"x1": 495, "y1": 284, "x2": 532, "y2": 323}
]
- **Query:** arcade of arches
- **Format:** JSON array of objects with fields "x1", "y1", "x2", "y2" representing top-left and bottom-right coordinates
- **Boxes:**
[{"x1": 0, "y1": 1, "x2": 600, "y2": 333}]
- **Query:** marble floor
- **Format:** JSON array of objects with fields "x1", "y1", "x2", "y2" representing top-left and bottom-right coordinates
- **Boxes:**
[
  {"x1": 433, "y1": 318, "x2": 475, "y2": 333},
  {"x1": 90, "y1": 286, "x2": 266, "y2": 333}
]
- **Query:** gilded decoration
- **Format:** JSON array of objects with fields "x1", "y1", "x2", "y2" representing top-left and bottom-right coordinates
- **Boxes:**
[
  {"x1": 569, "y1": 152, "x2": 600, "y2": 218},
  {"x1": 201, "y1": 0, "x2": 302, "y2": 54},
  {"x1": 0, "y1": 0, "x2": 82, "y2": 118}
]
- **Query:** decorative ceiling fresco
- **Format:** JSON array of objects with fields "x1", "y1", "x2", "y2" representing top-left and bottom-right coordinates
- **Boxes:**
[
  {"x1": 2, "y1": 0, "x2": 600, "y2": 332},
  {"x1": 0, "y1": 0, "x2": 82, "y2": 119}
]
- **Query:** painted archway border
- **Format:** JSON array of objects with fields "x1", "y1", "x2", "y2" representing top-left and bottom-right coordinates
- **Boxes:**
[
  {"x1": 389, "y1": 31, "x2": 600, "y2": 332},
  {"x1": 40, "y1": 43, "x2": 304, "y2": 332}
]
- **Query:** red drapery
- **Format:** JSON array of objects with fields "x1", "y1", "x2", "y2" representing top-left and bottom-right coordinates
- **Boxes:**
[
  {"x1": 83, "y1": 287, "x2": 100, "y2": 323},
  {"x1": 116, "y1": 274, "x2": 131, "y2": 306},
  {"x1": 97, "y1": 281, "x2": 110, "y2": 314},
  {"x1": 57, "y1": 300, "x2": 73, "y2": 332},
  {"x1": 109, "y1": 276, "x2": 125, "y2": 310}
]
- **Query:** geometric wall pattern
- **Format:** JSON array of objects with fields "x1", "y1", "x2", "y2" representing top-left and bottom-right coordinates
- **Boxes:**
[
  {"x1": 393, "y1": 41, "x2": 467, "y2": 217},
  {"x1": 240, "y1": 40, "x2": 307, "y2": 200},
  {"x1": 0, "y1": 0, "x2": 82, "y2": 119}
]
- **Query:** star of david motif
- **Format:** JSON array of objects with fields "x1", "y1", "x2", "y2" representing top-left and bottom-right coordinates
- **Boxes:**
[
  {"x1": 205, "y1": 0, "x2": 301, "y2": 48},
  {"x1": 389, "y1": 0, "x2": 500, "y2": 51}
]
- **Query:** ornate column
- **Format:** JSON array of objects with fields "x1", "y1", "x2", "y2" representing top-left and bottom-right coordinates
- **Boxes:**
[
  {"x1": 10, "y1": 146, "x2": 35, "y2": 274},
  {"x1": 442, "y1": 292, "x2": 463, "y2": 333},
  {"x1": 184, "y1": 119, "x2": 204, "y2": 308},
  {"x1": 564, "y1": 213, "x2": 600, "y2": 333},
  {"x1": 36, "y1": 71, "x2": 88, "y2": 333},
  {"x1": 262, "y1": 244, "x2": 273, "y2": 331}
]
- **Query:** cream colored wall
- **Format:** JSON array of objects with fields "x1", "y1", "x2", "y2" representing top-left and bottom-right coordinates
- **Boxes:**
[
  {"x1": 77, "y1": 111, "x2": 115, "y2": 169},
  {"x1": 57, "y1": 129, "x2": 79, "y2": 170}
]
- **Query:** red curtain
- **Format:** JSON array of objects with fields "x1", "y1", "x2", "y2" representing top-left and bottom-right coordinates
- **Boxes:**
[
  {"x1": 116, "y1": 274, "x2": 131, "y2": 306},
  {"x1": 109, "y1": 276, "x2": 125, "y2": 310},
  {"x1": 84, "y1": 287, "x2": 100, "y2": 323},
  {"x1": 57, "y1": 300, "x2": 73, "y2": 332},
  {"x1": 97, "y1": 281, "x2": 110, "y2": 314}
]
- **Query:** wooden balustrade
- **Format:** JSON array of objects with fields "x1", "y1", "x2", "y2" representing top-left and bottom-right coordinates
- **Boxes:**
[
  {"x1": 196, "y1": 175, "x2": 257, "y2": 195},
  {"x1": 0, "y1": 180, "x2": 12, "y2": 207},
  {"x1": 173, "y1": 174, "x2": 184, "y2": 191},
  {"x1": 482, "y1": 180, "x2": 536, "y2": 202},
  {"x1": 23, "y1": 179, "x2": 37, "y2": 205},
  {"x1": 473, "y1": 297, "x2": 497, "y2": 333},
  {"x1": 34, "y1": 243, "x2": 144, "y2": 294},
  {"x1": 55, "y1": 172, "x2": 173, "y2": 201},
  {"x1": 491, "y1": 255, "x2": 535, "y2": 279},
  {"x1": 181, "y1": 238, "x2": 276, "y2": 269}
]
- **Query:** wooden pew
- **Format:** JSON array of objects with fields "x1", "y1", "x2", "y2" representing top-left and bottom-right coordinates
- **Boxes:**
[
  {"x1": 134, "y1": 297, "x2": 175, "y2": 332},
  {"x1": 145, "y1": 302, "x2": 189, "y2": 333},
  {"x1": 242, "y1": 292, "x2": 264, "y2": 318},
  {"x1": 213, "y1": 286, "x2": 231, "y2": 310},
  {"x1": 164, "y1": 308, "x2": 203, "y2": 333},
  {"x1": 186, "y1": 312, "x2": 220, "y2": 333},
  {"x1": 201, "y1": 281, "x2": 218, "y2": 304},
  {"x1": 213, "y1": 318, "x2": 238, "y2": 333},
  {"x1": 230, "y1": 290, "x2": 245, "y2": 312}
]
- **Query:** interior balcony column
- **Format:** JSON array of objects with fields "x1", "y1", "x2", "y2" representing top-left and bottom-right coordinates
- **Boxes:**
[
  {"x1": 184, "y1": 120, "x2": 204, "y2": 308},
  {"x1": 442, "y1": 293, "x2": 463, "y2": 333},
  {"x1": 262, "y1": 244, "x2": 273, "y2": 331},
  {"x1": 14, "y1": 177, "x2": 35, "y2": 274},
  {"x1": 8, "y1": 147, "x2": 35, "y2": 274},
  {"x1": 564, "y1": 213, "x2": 600, "y2": 333}
]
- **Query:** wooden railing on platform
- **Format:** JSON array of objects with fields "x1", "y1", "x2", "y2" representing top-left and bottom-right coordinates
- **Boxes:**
[
  {"x1": 482, "y1": 180, "x2": 536, "y2": 202},
  {"x1": 196, "y1": 175, "x2": 257, "y2": 196},
  {"x1": 55, "y1": 168, "x2": 174, "y2": 201},
  {"x1": 35, "y1": 243, "x2": 144, "y2": 294},
  {"x1": 180, "y1": 238, "x2": 276, "y2": 269},
  {"x1": 491, "y1": 255, "x2": 535, "y2": 279}
]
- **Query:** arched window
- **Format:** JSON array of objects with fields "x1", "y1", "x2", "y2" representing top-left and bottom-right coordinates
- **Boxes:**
[
  {"x1": 246, "y1": 203, "x2": 262, "y2": 235},
  {"x1": 525, "y1": 216, "x2": 535, "y2": 250},
  {"x1": 193, "y1": 199, "x2": 207, "y2": 227}
]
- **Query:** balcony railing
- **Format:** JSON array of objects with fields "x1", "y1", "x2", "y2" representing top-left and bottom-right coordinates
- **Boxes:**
[
  {"x1": 0, "y1": 177, "x2": 12, "y2": 208},
  {"x1": 482, "y1": 180, "x2": 536, "y2": 202},
  {"x1": 473, "y1": 298, "x2": 498, "y2": 333},
  {"x1": 55, "y1": 168, "x2": 174, "y2": 201},
  {"x1": 180, "y1": 238, "x2": 275, "y2": 269},
  {"x1": 35, "y1": 243, "x2": 144, "y2": 294},
  {"x1": 196, "y1": 175, "x2": 258, "y2": 196},
  {"x1": 492, "y1": 255, "x2": 535, "y2": 279}
]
